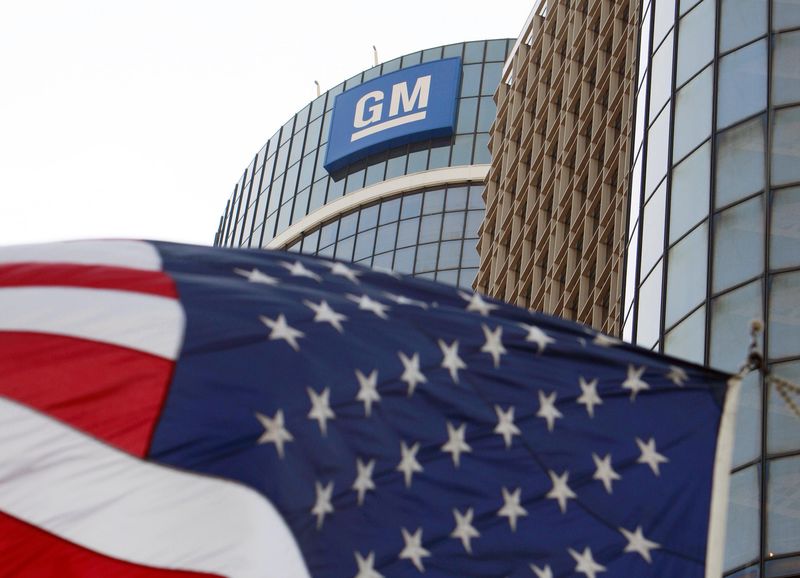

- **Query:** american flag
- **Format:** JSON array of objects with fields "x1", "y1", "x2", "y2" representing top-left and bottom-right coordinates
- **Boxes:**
[{"x1": 0, "y1": 240, "x2": 735, "y2": 578}]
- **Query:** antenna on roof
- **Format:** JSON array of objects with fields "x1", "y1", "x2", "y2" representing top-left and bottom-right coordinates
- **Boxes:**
[
  {"x1": 373, "y1": 45, "x2": 379, "y2": 66},
  {"x1": 314, "y1": 80, "x2": 320, "y2": 97}
]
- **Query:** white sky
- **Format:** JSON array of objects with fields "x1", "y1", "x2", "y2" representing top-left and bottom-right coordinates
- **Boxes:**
[{"x1": 0, "y1": 1, "x2": 531, "y2": 247}]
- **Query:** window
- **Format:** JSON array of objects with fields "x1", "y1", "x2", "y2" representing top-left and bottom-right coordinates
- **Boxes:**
[
  {"x1": 709, "y1": 280, "x2": 763, "y2": 372},
  {"x1": 712, "y1": 195, "x2": 764, "y2": 292},
  {"x1": 715, "y1": 116, "x2": 766, "y2": 208},
  {"x1": 769, "y1": 270, "x2": 800, "y2": 359},
  {"x1": 673, "y1": 65, "x2": 713, "y2": 162},
  {"x1": 724, "y1": 466, "x2": 760, "y2": 571},
  {"x1": 767, "y1": 455, "x2": 800, "y2": 556},
  {"x1": 676, "y1": 0, "x2": 715, "y2": 87},
  {"x1": 719, "y1": 0, "x2": 767, "y2": 53},
  {"x1": 770, "y1": 186, "x2": 800, "y2": 269},
  {"x1": 670, "y1": 142, "x2": 710, "y2": 242},
  {"x1": 773, "y1": 30, "x2": 800, "y2": 106},
  {"x1": 717, "y1": 40, "x2": 767, "y2": 130},
  {"x1": 665, "y1": 222, "x2": 708, "y2": 327},
  {"x1": 665, "y1": 304, "x2": 705, "y2": 364},
  {"x1": 636, "y1": 263, "x2": 663, "y2": 348},
  {"x1": 772, "y1": 106, "x2": 800, "y2": 186}
]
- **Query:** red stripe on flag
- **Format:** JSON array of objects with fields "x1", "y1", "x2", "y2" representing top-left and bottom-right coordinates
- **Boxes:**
[
  {"x1": 0, "y1": 332, "x2": 174, "y2": 457},
  {"x1": 0, "y1": 512, "x2": 222, "y2": 578},
  {"x1": 0, "y1": 263, "x2": 177, "y2": 297}
]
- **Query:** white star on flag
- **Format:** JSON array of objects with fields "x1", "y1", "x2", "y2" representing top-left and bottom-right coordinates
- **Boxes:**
[
  {"x1": 546, "y1": 470, "x2": 576, "y2": 513},
  {"x1": 307, "y1": 386, "x2": 335, "y2": 436},
  {"x1": 530, "y1": 564, "x2": 553, "y2": 578},
  {"x1": 327, "y1": 261, "x2": 361, "y2": 283},
  {"x1": 666, "y1": 365, "x2": 689, "y2": 386},
  {"x1": 353, "y1": 551, "x2": 384, "y2": 578},
  {"x1": 255, "y1": 409, "x2": 293, "y2": 458},
  {"x1": 460, "y1": 291, "x2": 498, "y2": 316},
  {"x1": 480, "y1": 324, "x2": 507, "y2": 368},
  {"x1": 498, "y1": 486, "x2": 527, "y2": 531},
  {"x1": 441, "y1": 421, "x2": 471, "y2": 467},
  {"x1": 439, "y1": 339, "x2": 466, "y2": 383},
  {"x1": 384, "y1": 292, "x2": 429, "y2": 308},
  {"x1": 399, "y1": 527, "x2": 430, "y2": 572},
  {"x1": 494, "y1": 405, "x2": 520, "y2": 448},
  {"x1": 623, "y1": 365, "x2": 650, "y2": 400},
  {"x1": 592, "y1": 453, "x2": 621, "y2": 494},
  {"x1": 397, "y1": 441, "x2": 423, "y2": 488},
  {"x1": 569, "y1": 547, "x2": 606, "y2": 578},
  {"x1": 593, "y1": 332, "x2": 621, "y2": 347},
  {"x1": 536, "y1": 390, "x2": 563, "y2": 432},
  {"x1": 260, "y1": 314, "x2": 305, "y2": 351},
  {"x1": 520, "y1": 323, "x2": 555, "y2": 353},
  {"x1": 352, "y1": 458, "x2": 376, "y2": 506},
  {"x1": 398, "y1": 351, "x2": 426, "y2": 396},
  {"x1": 451, "y1": 507, "x2": 480, "y2": 554},
  {"x1": 348, "y1": 294, "x2": 390, "y2": 319},
  {"x1": 233, "y1": 267, "x2": 278, "y2": 285},
  {"x1": 577, "y1": 377, "x2": 602, "y2": 417},
  {"x1": 281, "y1": 260, "x2": 321, "y2": 282},
  {"x1": 355, "y1": 369, "x2": 380, "y2": 417},
  {"x1": 620, "y1": 525, "x2": 660, "y2": 563},
  {"x1": 304, "y1": 299, "x2": 347, "y2": 333},
  {"x1": 636, "y1": 437, "x2": 669, "y2": 476},
  {"x1": 311, "y1": 480, "x2": 334, "y2": 529}
]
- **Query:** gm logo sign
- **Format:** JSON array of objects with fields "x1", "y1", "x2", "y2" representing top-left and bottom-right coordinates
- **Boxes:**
[{"x1": 324, "y1": 58, "x2": 461, "y2": 173}]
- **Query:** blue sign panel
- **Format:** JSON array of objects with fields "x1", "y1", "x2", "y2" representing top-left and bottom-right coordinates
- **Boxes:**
[{"x1": 324, "y1": 58, "x2": 462, "y2": 173}]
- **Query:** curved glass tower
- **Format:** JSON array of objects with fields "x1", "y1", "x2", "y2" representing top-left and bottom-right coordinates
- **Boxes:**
[
  {"x1": 215, "y1": 39, "x2": 513, "y2": 289},
  {"x1": 625, "y1": 2, "x2": 800, "y2": 576}
]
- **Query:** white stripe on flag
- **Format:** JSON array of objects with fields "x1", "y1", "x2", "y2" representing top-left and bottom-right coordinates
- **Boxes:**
[
  {"x1": 0, "y1": 396, "x2": 311, "y2": 578},
  {"x1": 0, "y1": 287, "x2": 184, "y2": 360},
  {"x1": 0, "y1": 240, "x2": 162, "y2": 270}
]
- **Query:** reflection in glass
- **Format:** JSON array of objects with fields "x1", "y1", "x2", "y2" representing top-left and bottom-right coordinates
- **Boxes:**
[
  {"x1": 665, "y1": 304, "x2": 705, "y2": 364},
  {"x1": 397, "y1": 218, "x2": 420, "y2": 248},
  {"x1": 715, "y1": 116, "x2": 766, "y2": 208},
  {"x1": 768, "y1": 456, "x2": 800, "y2": 556},
  {"x1": 419, "y1": 214, "x2": 443, "y2": 244},
  {"x1": 415, "y1": 243, "x2": 438, "y2": 272},
  {"x1": 423, "y1": 189, "x2": 445, "y2": 214},
  {"x1": 673, "y1": 65, "x2": 713, "y2": 162},
  {"x1": 720, "y1": 0, "x2": 767, "y2": 53},
  {"x1": 676, "y1": 0, "x2": 715, "y2": 87},
  {"x1": 772, "y1": 106, "x2": 800, "y2": 186},
  {"x1": 636, "y1": 263, "x2": 663, "y2": 348},
  {"x1": 724, "y1": 466, "x2": 760, "y2": 571},
  {"x1": 732, "y1": 371, "x2": 761, "y2": 468},
  {"x1": 649, "y1": 33, "x2": 673, "y2": 115},
  {"x1": 774, "y1": 0, "x2": 800, "y2": 31},
  {"x1": 653, "y1": 0, "x2": 676, "y2": 46},
  {"x1": 712, "y1": 195, "x2": 764, "y2": 292},
  {"x1": 769, "y1": 270, "x2": 800, "y2": 359},
  {"x1": 640, "y1": 181, "x2": 666, "y2": 276},
  {"x1": 666, "y1": 222, "x2": 708, "y2": 327},
  {"x1": 710, "y1": 280, "x2": 763, "y2": 372},
  {"x1": 645, "y1": 107, "x2": 671, "y2": 195},
  {"x1": 773, "y1": 30, "x2": 800, "y2": 107},
  {"x1": 670, "y1": 142, "x2": 710, "y2": 242},
  {"x1": 771, "y1": 186, "x2": 800, "y2": 270},
  {"x1": 456, "y1": 97, "x2": 478, "y2": 134},
  {"x1": 768, "y1": 361, "x2": 800, "y2": 454},
  {"x1": 717, "y1": 40, "x2": 767, "y2": 130},
  {"x1": 438, "y1": 240, "x2": 462, "y2": 269}
]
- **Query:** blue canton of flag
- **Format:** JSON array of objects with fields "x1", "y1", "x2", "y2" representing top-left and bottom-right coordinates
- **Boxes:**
[{"x1": 0, "y1": 240, "x2": 736, "y2": 578}]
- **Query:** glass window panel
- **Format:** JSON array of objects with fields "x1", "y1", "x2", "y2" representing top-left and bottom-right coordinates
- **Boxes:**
[
  {"x1": 481, "y1": 62, "x2": 503, "y2": 96},
  {"x1": 310, "y1": 94, "x2": 326, "y2": 120},
  {"x1": 766, "y1": 556, "x2": 800, "y2": 578},
  {"x1": 283, "y1": 163, "x2": 300, "y2": 197},
  {"x1": 372, "y1": 252, "x2": 393, "y2": 270},
  {"x1": 401, "y1": 51, "x2": 421, "y2": 68},
  {"x1": 375, "y1": 222, "x2": 398, "y2": 253},
  {"x1": 338, "y1": 212, "x2": 358, "y2": 239},
  {"x1": 713, "y1": 195, "x2": 765, "y2": 292},
  {"x1": 630, "y1": 157, "x2": 643, "y2": 237},
  {"x1": 291, "y1": 189, "x2": 309, "y2": 224},
  {"x1": 468, "y1": 186, "x2": 485, "y2": 209},
  {"x1": 314, "y1": 144, "x2": 329, "y2": 181},
  {"x1": 768, "y1": 361, "x2": 800, "y2": 454},
  {"x1": 673, "y1": 65, "x2": 713, "y2": 161},
  {"x1": 717, "y1": 40, "x2": 768, "y2": 130},
  {"x1": 774, "y1": 30, "x2": 800, "y2": 107},
  {"x1": 710, "y1": 279, "x2": 763, "y2": 372},
  {"x1": 353, "y1": 230, "x2": 376, "y2": 261},
  {"x1": 288, "y1": 130, "x2": 304, "y2": 166},
  {"x1": 451, "y1": 135, "x2": 474, "y2": 166},
  {"x1": 649, "y1": 32, "x2": 674, "y2": 115},
  {"x1": 458, "y1": 268, "x2": 478, "y2": 289},
  {"x1": 385, "y1": 150, "x2": 407, "y2": 179},
  {"x1": 464, "y1": 41, "x2": 485, "y2": 63},
  {"x1": 276, "y1": 202, "x2": 292, "y2": 233},
  {"x1": 379, "y1": 198, "x2": 401, "y2": 225},
  {"x1": 319, "y1": 221, "x2": 338, "y2": 248},
  {"x1": 474, "y1": 133, "x2": 491, "y2": 164},
  {"x1": 772, "y1": 106, "x2": 800, "y2": 186},
  {"x1": 724, "y1": 465, "x2": 761, "y2": 571},
  {"x1": 665, "y1": 222, "x2": 708, "y2": 327},
  {"x1": 423, "y1": 189, "x2": 445, "y2": 214},
  {"x1": 442, "y1": 211, "x2": 466, "y2": 240},
  {"x1": 465, "y1": 210, "x2": 483, "y2": 238},
  {"x1": 401, "y1": 193, "x2": 423, "y2": 218},
  {"x1": 415, "y1": 243, "x2": 438, "y2": 273},
  {"x1": 768, "y1": 455, "x2": 800, "y2": 556},
  {"x1": 645, "y1": 107, "x2": 671, "y2": 195},
  {"x1": 461, "y1": 64, "x2": 482, "y2": 98},
  {"x1": 419, "y1": 214, "x2": 443, "y2": 244},
  {"x1": 345, "y1": 166, "x2": 365, "y2": 194},
  {"x1": 422, "y1": 46, "x2": 442, "y2": 62},
  {"x1": 428, "y1": 142, "x2": 450, "y2": 169},
  {"x1": 263, "y1": 213, "x2": 277, "y2": 243},
  {"x1": 364, "y1": 158, "x2": 386, "y2": 187},
  {"x1": 301, "y1": 229, "x2": 319, "y2": 254},
  {"x1": 308, "y1": 179, "x2": 328, "y2": 214},
  {"x1": 298, "y1": 155, "x2": 315, "y2": 193},
  {"x1": 664, "y1": 304, "x2": 706, "y2": 363},
  {"x1": 407, "y1": 146, "x2": 429, "y2": 173},
  {"x1": 393, "y1": 247, "x2": 415, "y2": 274},
  {"x1": 653, "y1": 0, "x2": 676, "y2": 46},
  {"x1": 638, "y1": 4, "x2": 652, "y2": 88},
  {"x1": 774, "y1": 0, "x2": 800, "y2": 31},
  {"x1": 461, "y1": 238, "x2": 480, "y2": 268},
  {"x1": 443, "y1": 43, "x2": 463, "y2": 59},
  {"x1": 446, "y1": 186, "x2": 468, "y2": 211},
  {"x1": 720, "y1": 0, "x2": 766, "y2": 54},
  {"x1": 680, "y1": 0, "x2": 701, "y2": 15},
  {"x1": 287, "y1": 240, "x2": 301, "y2": 253},
  {"x1": 381, "y1": 58, "x2": 400, "y2": 74},
  {"x1": 641, "y1": 180, "x2": 667, "y2": 275},
  {"x1": 456, "y1": 98, "x2": 478, "y2": 134},
  {"x1": 716, "y1": 116, "x2": 766, "y2": 208},
  {"x1": 769, "y1": 270, "x2": 800, "y2": 359},
  {"x1": 358, "y1": 205, "x2": 379, "y2": 231},
  {"x1": 436, "y1": 269, "x2": 459, "y2": 286},
  {"x1": 636, "y1": 262, "x2": 663, "y2": 348},
  {"x1": 397, "y1": 218, "x2": 420, "y2": 248},
  {"x1": 267, "y1": 176, "x2": 283, "y2": 214},
  {"x1": 670, "y1": 142, "x2": 711, "y2": 242},
  {"x1": 477, "y1": 97, "x2": 496, "y2": 133},
  {"x1": 771, "y1": 185, "x2": 800, "y2": 269},
  {"x1": 486, "y1": 39, "x2": 507, "y2": 62},
  {"x1": 318, "y1": 244, "x2": 335, "y2": 258},
  {"x1": 438, "y1": 240, "x2": 462, "y2": 270},
  {"x1": 625, "y1": 231, "x2": 640, "y2": 312},
  {"x1": 733, "y1": 371, "x2": 762, "y2": 467},
  {"x1": 676, "y1": 0, "x2": 715, "y2": 87},
  {"x1": 335, "y1": 236, "x2": 354, "y2": 261}
]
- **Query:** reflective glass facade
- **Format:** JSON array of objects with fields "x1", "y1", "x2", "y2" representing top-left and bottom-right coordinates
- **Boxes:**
[
  {"x1": 625, "y1": 1, "x2": 800, "y2": 575},
  {"x1": 214, "y1": 39, "x2": 512, "y2": 287}
]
